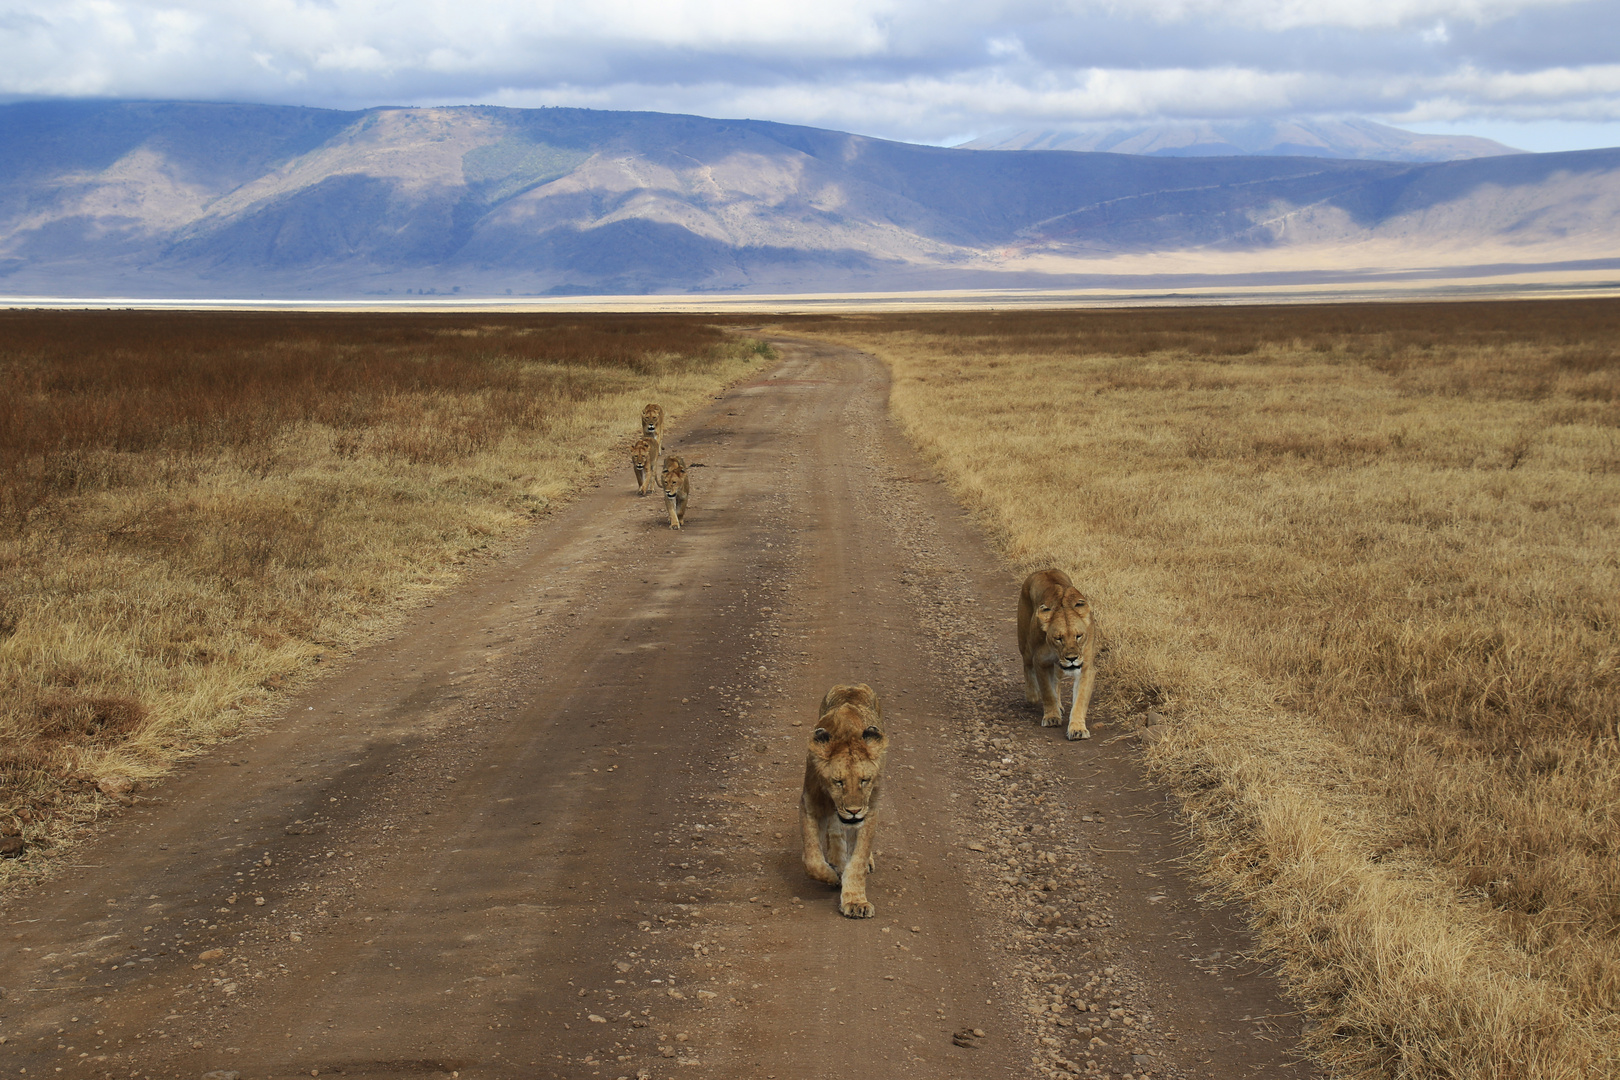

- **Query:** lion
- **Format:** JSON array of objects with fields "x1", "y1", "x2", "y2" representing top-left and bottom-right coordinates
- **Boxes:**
[
  {"x1": 800, "y1": 683, "x2": 889, "y2": 918},
  {"x1": 660, "y1": 454, "x2": 689, "y2": 529},
  {"x1": 629, "y1": 435, "x2": 660, "y2": 495},
  {"x1": 641, "y1": 402, "x2": 665, "y2": 439},
  {"x1": 1017, "y1": 569, "x2": 1099, "y2": 740}
]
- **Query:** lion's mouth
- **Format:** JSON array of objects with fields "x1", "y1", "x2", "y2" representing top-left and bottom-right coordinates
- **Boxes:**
[
  {"x1": 1059, "y1": 660, "x2": 1084, "y2": 671},
  {"x1": 837, "y1": 812, "x2": 865, "y2": 825}
]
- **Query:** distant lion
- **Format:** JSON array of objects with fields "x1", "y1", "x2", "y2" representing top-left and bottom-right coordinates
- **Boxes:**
[
  {"x1": 1017, "y1": 569, "x2": 1099, "y2": 740},
  {"x1": 660, "y1": 454, "x2": 689, "y2": 529},
  {"x1": 641, "y1": 403, "x2": 665, "y2": 439},
  {"x1": 629, "y1": 435, "x2": 660, "y2": 495},
  {"x1": 801, "y1": 683, "x2": 889, "y2": 918}
]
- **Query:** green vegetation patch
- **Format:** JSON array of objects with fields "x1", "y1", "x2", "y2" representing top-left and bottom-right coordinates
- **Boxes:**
[{"x1": 462, "y1": 138, "x2": 591, "y2": 203}]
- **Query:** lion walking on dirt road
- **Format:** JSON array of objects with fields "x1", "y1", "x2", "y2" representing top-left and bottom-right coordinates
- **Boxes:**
[
  {"x1": 641, "y1": 402, "x2": 665, "y2": 439},
  {"x1": 801, "y1": 683, "x2": 889, "y2": 918},
  {"x1": 630, "y1": 435, "x2": 660, "y2": 495},
  {"x1": 660, "y1": 454, "x2": 689, "y2": 529}
]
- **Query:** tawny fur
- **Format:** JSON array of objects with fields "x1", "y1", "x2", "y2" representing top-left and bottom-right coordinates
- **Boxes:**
[
  {"x1": 660, "y1": 454, "x2": 689, "y2": 529},
  {"x1": 641, "y1": 402, "x2": 665, "y2": 439},
  {"x1": 629, "y1": 434, "x2": 660, "y2": 495},
  {"x1": 800, "y1": 683, "x2": 888, "y2": 918},
  {"x1": 1017, "y1": 569, "x2": 1099, "y2": 740}
]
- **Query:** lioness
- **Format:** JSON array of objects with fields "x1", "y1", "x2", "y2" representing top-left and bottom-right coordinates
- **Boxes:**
[
  {"x1": 629, "y1": 434, "x2": 660, "y2": 495},
  {"x1": 641, "y1": 402, "x2": 665, "y2": 439},
  {"x1": 1017, "y1": 569, "x2": 1099, "y2": 740},
  {"x1": 801, "y1": 683, "x2": 888, "y2": 918},
  {"x1": 660, "y1": 454, "x2": 689, "y2": 529}
]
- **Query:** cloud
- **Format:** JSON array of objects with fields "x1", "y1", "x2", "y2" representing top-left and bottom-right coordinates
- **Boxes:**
[{"x1": 1, "y1": 0, "x2": 1616, "y2": 146}]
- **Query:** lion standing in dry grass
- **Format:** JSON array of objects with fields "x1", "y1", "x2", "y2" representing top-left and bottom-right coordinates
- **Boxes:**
[
  {"x1": 801, "y1": 683, "x2": 889, "y2": 918},
  {"x1": 1018, "y1": 569, "x2": 1099, "y2": 740}
]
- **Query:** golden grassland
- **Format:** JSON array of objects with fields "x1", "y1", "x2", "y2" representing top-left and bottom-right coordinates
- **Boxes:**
[
  {"x1": 0, "y1": 311, "x2": 772, "y2": 886},
  {"x1": 780, "y1": 301, "x2": 1620, "y2": 1079}
]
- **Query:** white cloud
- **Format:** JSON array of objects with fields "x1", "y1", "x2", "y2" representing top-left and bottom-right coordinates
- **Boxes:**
[
  {"x1": 0, "y1": 0, "x2": 1616, "y2": 148},
  {"x1": 1420, "y1": 19, "x2": 1450, "y2": 42},
  {"x1": 1101, "y1": 0, "x2": 1581, "y2": 31}
]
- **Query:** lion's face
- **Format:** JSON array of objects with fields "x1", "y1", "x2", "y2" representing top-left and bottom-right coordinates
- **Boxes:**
[
  {"x1": 630, "y1": 438, "x2": 654, "y2": 474},
  {"x1": 642, "y1": 405, "x2": 663, "y2": 436},
  {"x1": 809, "y1": 720, "x2": 886, "y2": 824},
  {"x1": 661, "y1": 459, "x2": 686, "y2": 498},
  {"x1": 1037, "y1": 592, "x2": 1093, "y2": 675}
]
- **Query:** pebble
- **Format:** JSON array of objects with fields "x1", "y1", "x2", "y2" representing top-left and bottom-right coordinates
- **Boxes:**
[{"x1": 198, "y1": 949, "x2": 224, "y2": 961}]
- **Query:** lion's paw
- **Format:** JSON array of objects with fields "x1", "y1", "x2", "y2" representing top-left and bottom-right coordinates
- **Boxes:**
[
  {"x1": 839, "y1": 897, "x2": 875, "y2": 919},
  {"x1": 1066, "y1": 726, "x2": 1091, "y2": 741},
  {"x1": 805, "y1": 862, "x2": 841, "y2": 886},
  {"x1": 1040, "y1": 714, "x2": 1063, "y2": 727}
]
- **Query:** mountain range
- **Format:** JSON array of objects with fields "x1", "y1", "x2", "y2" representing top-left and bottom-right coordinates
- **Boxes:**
[
  {"x1": 1, "y1": 101, "x2": 1616, "y2": 297},
  {"x1": 957, "y1": 117, "x2": 1520, "y2": 161}
]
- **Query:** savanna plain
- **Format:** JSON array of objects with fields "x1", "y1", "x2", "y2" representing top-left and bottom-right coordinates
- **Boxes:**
[
  {"x1": 0, "y1": 310, "x2": 774, "y2": 854},
  {"x1": 2, "y1": 302, "x2": 1617, "y2": 1080},
  {"x1": 780, "y1": 301, "x2": 1620, "y2": 1079}
]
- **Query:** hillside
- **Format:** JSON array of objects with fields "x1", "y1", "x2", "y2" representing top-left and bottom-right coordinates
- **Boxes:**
[{"x1": 0, "y1": 101, "x2": 1616, "y2": 296}]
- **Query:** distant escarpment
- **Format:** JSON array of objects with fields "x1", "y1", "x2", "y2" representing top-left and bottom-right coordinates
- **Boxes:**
[{"x1": 1, "y1": 101, "x2": 1616, "y2": 296}]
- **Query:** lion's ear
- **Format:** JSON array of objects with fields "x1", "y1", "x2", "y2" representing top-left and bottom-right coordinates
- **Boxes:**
[
  {"x1": 812, "y1": 727, "x2": 831, "y2": 744},
  {"x1": 862, "y1": 725, "x2": 883, "y2": 742}
]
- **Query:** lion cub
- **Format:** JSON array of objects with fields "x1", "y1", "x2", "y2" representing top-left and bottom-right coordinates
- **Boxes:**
[
  {"x1": 1017, "y1": 569, "x2": 1099, "y2": 740},
  {"x1": 660, "y1": 454, "x2": 689, "y2": 529},
  {"x1": 641, "y1": 402, "x2": 665, "y2": 439},
  {"x1": 629, "y1": 435, "x2": 660, "y2": 495},
  {"x1": 801, "y1": 683, "x2": 889, "y2": 918}
]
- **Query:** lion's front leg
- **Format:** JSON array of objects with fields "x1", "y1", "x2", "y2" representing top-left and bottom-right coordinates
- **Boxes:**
[
  {"x1": 1066, "y1": 663, "x2": 1097, "y2": 741},
  {"x1": 666, "y1": 497, "x2": 682, "y2": 530},
  {"x1": 800, "y1": 799, "x2": 840, "y2": 886},
  {"x1": 1038, "y1": 662, "x2": 1063, "y2": 727},
  {"x1": 838, "y1": 819, "x2": 877, "y2": 918},
  {"x1": 1022, "y1": 655, "x2": 1041, "y2": 705}
]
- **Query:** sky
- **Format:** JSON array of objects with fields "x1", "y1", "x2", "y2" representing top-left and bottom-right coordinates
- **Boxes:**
[{"x1": 2, "y1": 0, "x2": 1618, "y2": 152}]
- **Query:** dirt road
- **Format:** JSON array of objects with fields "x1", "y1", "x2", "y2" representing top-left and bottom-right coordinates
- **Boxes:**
[{"x1": 0, "y1": 340, "x2": 1313, "y2": 1080}]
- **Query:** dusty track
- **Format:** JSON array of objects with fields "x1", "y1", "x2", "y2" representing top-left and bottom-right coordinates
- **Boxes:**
[{"x1": 1, "y1": 341, "x2": 1313, "y2": 1080}]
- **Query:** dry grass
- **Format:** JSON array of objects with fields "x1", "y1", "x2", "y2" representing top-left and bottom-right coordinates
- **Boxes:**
[
  {"x1": 0, "y1": 311, "x2": 772, "y2": 883},
  {"x1": 781, "y1": 301, "x2": 1620, "y2": 1079}
]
